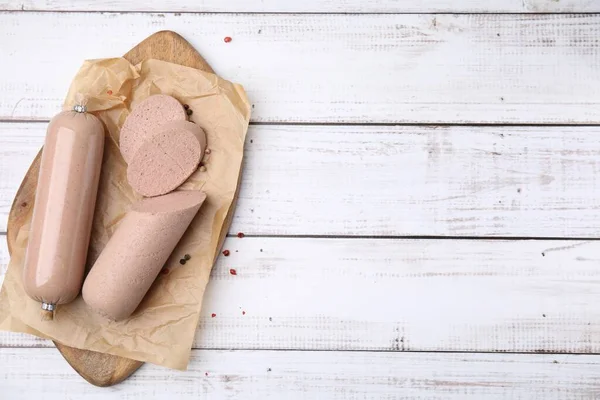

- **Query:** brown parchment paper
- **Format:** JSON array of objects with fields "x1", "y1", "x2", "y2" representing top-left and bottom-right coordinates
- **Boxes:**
[{"x1": 0, "y1": 57, "x2": 250, "y2": 370}]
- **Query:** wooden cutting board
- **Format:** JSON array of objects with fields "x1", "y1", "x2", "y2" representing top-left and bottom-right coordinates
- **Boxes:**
[{"x1": 6, "y1": 30, "x2": 237, "y2": 387}]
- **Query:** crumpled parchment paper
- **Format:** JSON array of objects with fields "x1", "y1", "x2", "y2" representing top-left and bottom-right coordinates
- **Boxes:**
[{"x1": 0, "y1": 57, "x2": 250, "y2": 370}]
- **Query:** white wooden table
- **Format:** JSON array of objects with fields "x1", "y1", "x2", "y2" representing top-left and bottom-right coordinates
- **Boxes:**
[{"x1": 2, "y1": 1, "x2": 600, "y2": 398}]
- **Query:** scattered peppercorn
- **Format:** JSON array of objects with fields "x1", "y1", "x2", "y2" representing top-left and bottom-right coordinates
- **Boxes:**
[
  {"x1": 180, "y1": 259, "x2": 187, "y2": 265},
  {"x1": 237, "y1": 232, "x2": 245, "y2": 238},
  {"x1": 242, "y1": 311, "x2": 246, "y2": 315},
  {"x1": 205, "y1": 372, "x2": 209, "y2": 376},
  {"x1": 223, "y1": 250, "x2": 230, "y2": 256},
  {"x1": 184, "y1": 254, "x2": 191, "y2": 260},
  {"x1": 224, "y1": 36, "x2": 232, "y2": 43},
  {"x1": 211, "y1": 313, "x2": 216, "y2": 318},
  {"x1": 186, "y1": 108, "x2": 193, "y2": 116},
  {"x1": 183, "y1": 104, "x2": 190, "y2": 110},
  {"x1": 230, "y1": 268, "x2": 237, "y2": 275},
  {"x1": 161, "y1": 268, "x2": 169, "y2": 275}
]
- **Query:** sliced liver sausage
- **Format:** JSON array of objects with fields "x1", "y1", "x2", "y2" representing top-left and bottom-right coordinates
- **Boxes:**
[
  {"x1": 82, "y1": 190, "x2": 206, "y2": 321},
  {"x1": 127, "y1": 121, "x2": 207, "y2": 197},
  {"x1": 119, "y1": 94, "x2": 187, "y2": 164}
]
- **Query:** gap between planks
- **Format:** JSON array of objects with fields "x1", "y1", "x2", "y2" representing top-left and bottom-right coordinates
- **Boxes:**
[
  {"x1": 2, "y1": 337, "x2": 600, "y2": 356},
  {"x1": 4, "y1": 233, "x2": 600, "y2": 242},
  {"x1": 1, "y1": 10, "x2": 599, "y2": 15},
  {"x1": 4, "y1": 120, "x2": 600, "y2": 127},
  {"x1": 1, "y1": 0, "x2": 599, "y2": 13}
]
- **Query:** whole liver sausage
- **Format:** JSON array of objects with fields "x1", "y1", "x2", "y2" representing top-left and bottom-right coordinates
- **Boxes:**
[
  {"x1": 127, "y1": 121, "x2": 207, "y2": 197},
  {"x1": 22, "y1": 107, "x2": 105, "y2": 314},
  {"x1": 82, "y1": 190, "x2": 206, "y2": 321},
  {"x1": 119, "y1": 94, "x2": 187, "y2": 164}
]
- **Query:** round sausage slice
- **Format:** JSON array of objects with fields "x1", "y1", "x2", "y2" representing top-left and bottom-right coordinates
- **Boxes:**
[
  {"x1": 119, "y1": 94, "x2": 187, "y2": 164},
  {"x1": 127, "y1": 121, "x2": 207, "y2": 197}
]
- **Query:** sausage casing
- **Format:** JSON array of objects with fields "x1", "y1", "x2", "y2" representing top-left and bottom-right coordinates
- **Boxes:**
[{"x1": 23, "y1": 108, "x2": 105, "y2": 312}]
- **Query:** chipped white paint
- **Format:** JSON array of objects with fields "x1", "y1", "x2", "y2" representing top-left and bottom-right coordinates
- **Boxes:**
[
  {"x1": 1, "y1": 0, "x2": 598, "y2": 12},
  {"x1": 2, "y1": 348, "x2": 600, "y2": 399},
  {"x1": 3, "y1": 123, "x2": 600, "y2": 237},
  {"x1": 1, "y1": 13, "x2": 599, "y2": 123},
  {"x1": 3, "y1": 236, "x2": 600, "y2": 353}
]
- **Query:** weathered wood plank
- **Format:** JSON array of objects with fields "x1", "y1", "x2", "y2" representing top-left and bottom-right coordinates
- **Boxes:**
[
  {"x1": 3, "y1": 235, "x2": 600, "y2": 353},
  {"x1": 1, "y1": 0, "x2": 598, "y2": 13},
  {"x1": 2, "y1": 348, "x2": 600, "y2": 399},
  {"x1": 3, "y1": 123, "x2": 600, "y2": 237},
  {"x1": 1, "y1": 13, "x2": 599, "y2": 123}
]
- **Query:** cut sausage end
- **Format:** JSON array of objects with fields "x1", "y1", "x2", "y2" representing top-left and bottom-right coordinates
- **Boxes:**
[
  {"x1": 133, "y1": 190, "x2": 207, "y2": 214},
  {"x1": 82, "y1": 190, "x2": 207, "y2": 321}
]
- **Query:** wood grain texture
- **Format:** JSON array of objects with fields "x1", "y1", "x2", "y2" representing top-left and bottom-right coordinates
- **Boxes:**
[
  {"x1": 1, "y1": 0, "x2": 599, "y2": 12},
  {"x1": 3, "y1": 348, "x2": 600, "y2": 399},
  {"x1": 51, "y1": 344, "x2": 143, "y2": 387},
  {"x1": 4, "y1": 235, "x2": 600, "y2": 354},
  {"x1": 1, "y1": 13, "x2": 600, "y2": 123},
  {"x1": 4, "y1": 123, "x2": 600, "y2": 237},
  {"x1": 3, "y1": 30, "x2": 228, "y2": 387},
  {"x1": 124, "y1": 30, "x2": 214, "y2": 73}
]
